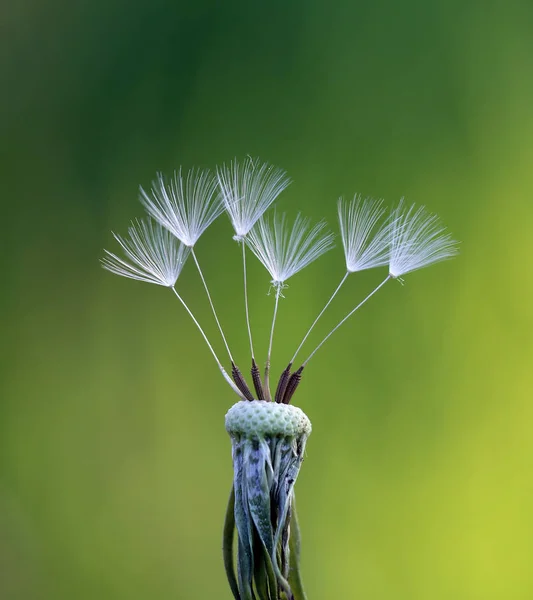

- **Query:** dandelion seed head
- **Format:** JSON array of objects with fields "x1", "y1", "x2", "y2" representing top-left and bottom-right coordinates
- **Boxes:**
[
  {"x1": 140, "y1": 167, "x2": 224, "y2": 247},
  {"x1": 103, "y1": 159, "x2": 461, "y2": 600},
  {"x1": 217, "y1": 157, "x2": 291, "y2": 239},
  {"x1": 338, "y1": 195, "x2": 392, "y2": 272},
  {"x1": 388, "y1": 200, "x2": 459, "y2": 277},
  {"x1": 101, "y1": 219, "x2": 189, "y2": 286},
  {"x1": 246, "y1": 211, "x2": 335, "y2": 292}
]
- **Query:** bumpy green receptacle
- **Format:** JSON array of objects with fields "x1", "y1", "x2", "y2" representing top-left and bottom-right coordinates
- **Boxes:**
[
  {"x1": 225, "y1": 400, "x2": 312, "y2": 439},
  {"x1": 224, "y1": 401, "x2": 311, "y2": 600}
]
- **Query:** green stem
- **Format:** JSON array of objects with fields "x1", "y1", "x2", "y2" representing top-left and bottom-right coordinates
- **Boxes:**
[
  {"x1": 223, "y1": 486, "x2": 241, "y2": 600},
  {"x1": 287, "y1": 498, "x2": 307, "y2": 600}
]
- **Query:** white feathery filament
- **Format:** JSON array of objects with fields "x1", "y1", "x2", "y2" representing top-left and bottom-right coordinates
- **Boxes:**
[
  {"x1": 338, "y1": 195, "x2": 392, "y2": 272},
  {"x1": 389, "y1": 201, "x2": 459, "y2": 277},
  {"x1": 101, "y1": 219, "x2": 189, "y2": 287},
  {"x1": 217, "y1": 156, "x2": 291, "y2": 239},
  {"x1": 140, "y1": 168, "x2": 224, "y2": 248},
  {"x1": 246, "y1": 212, "x2": 335, "y2": 286}
]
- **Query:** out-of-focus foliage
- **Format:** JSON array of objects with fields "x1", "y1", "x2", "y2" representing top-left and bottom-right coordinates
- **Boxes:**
[{"x1": 2, "y1": 1, "x2": 533, "y2": 598}]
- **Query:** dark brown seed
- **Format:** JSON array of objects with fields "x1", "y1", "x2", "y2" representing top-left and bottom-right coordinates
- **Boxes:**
[
  {"x1": 231, "y1": 362, "x2": 254, "y2": 401},
  {"x1": 274, "y1": 363, "x2": 292, "y2": 403},
  {"x1": 282, "y1": 366, "x2": 304, "y2": 404},
  {"x1": 251, "y1": 358, "x2": 265, "y2": 400}
]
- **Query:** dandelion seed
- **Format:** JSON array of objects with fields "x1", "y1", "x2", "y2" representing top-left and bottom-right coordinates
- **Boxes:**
[
  {"x1": 217, "y1": 157, "x2": 291, "y2": 379},
  {"x1": 140, "y1": 168, "x2": 223, "y2": 248},
  {"x1": 389, "y1": 200, "x2": 459, "y2": 277},
  {"x1": 246, "y1": 211, "x2": 335, "y2": 292},
  {"x1": 338, "y1": 195, "x2": 392, "y2": 272},
  {"x1": 102, "y1": 219, "x2": 246, "y2": 399},
  {"x1": 101, "y1": 219, "x2": 189, "y2": 287},
  {"x1": 217, "y1": 156, "x2": 291, "y2": 240},
  {"x1": 246, "y1": 211, "x2": 334, "y2": 400}
]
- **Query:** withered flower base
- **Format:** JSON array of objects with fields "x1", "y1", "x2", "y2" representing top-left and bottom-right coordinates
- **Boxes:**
[
  {"x1": 102, "y1": 157, "x2": 458, "y2": 599},
  {"x1": 224, "y1": 400, "x2": 312, "y2": 600}
]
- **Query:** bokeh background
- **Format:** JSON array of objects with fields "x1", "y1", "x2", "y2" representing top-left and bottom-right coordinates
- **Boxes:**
[{"x1": 2, "y1": 1, "x2": 533, "y2": 598}]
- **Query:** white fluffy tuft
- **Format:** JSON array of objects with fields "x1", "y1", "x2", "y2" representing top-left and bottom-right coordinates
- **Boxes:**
[
  {"x1": 217, "y1": 157, "x2": 290, "y2": 239},
  {"x1": 338, "y1": 195, "x2": 392, "y2": 272},
  {"x1": 102, "y1": 219, "x2": 189, "y2": 287},
  {"x1": 389, "y1": 200, "x2": 459, "y2": 277},
  {"x1": 246, "y1": 211, "x2": 334, "y2": 290},
  {"x1": 140, "y1": 168, "x2": 224, "y2": 247}
]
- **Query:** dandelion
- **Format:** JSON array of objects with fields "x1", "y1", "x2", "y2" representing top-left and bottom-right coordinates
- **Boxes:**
[{"x1": 102, "y1": 160, "x2": 458, "y2": 600}]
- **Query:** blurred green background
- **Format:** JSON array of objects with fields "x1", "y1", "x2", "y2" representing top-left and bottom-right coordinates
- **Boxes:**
[{"x1": 2, "y1": 0, "x2": 533, "y2": 598}]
